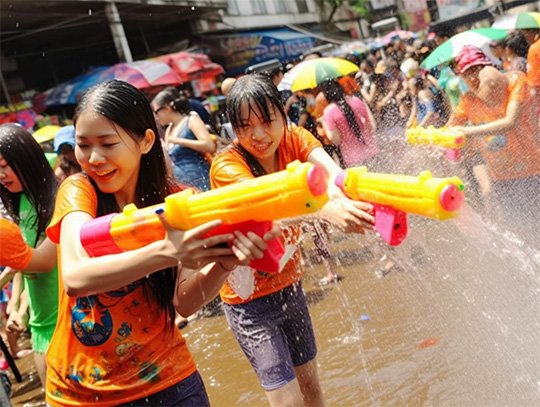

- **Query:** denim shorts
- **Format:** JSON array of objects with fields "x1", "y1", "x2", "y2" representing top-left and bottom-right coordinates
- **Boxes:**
[
  {"x1": 46, "y1": 371, "x2": 210, "y2": 407},
  {"x1": 223, "y1": 282, "x2": 317, "y2": 391}
]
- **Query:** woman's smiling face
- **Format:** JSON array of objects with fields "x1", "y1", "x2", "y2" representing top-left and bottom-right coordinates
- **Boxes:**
[
  {"x1": 234, "y1": 99, "x2": 284, "y2": 160},
  {"x1": 75, "y1": 110, "x2": 144, "y2": 202}
]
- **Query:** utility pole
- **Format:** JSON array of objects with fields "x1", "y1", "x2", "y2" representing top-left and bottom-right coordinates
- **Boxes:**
[{"x1": 105, "y1": 2, "x2": 133, "y2": 63}]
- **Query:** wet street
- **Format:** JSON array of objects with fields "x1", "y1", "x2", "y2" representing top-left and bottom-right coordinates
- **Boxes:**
[{"x1": 10, "y1": 207, "x2": 540, "y2": 406}]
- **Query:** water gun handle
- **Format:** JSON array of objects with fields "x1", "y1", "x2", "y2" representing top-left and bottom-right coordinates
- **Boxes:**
[
  {"x1": 207, "y1": 221, "x2": 285, "y2": 273},
  {"x1": 373, "y1": 204, "x2": 408, "y2": 246}
]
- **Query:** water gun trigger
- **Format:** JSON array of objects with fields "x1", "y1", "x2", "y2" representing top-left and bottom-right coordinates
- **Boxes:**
[
  {"x1": 373, "y1": 204, "x2": 408, "y2": 246},
  {"x1": 205, "y1": 221, "x2": 285, "y2": 273}
]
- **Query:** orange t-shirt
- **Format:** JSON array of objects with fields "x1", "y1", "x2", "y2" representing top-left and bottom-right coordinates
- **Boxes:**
[
  {"x1": 527, "y1": 38, "x2": 540, "y2": 88},
  {"x1": 453, "y1": 71, "x2": 540, "y2": 181},
  {"x1": 210, "y1": 124, "x2": 322, "y2": 305},
  {"x1": 0, "y1": 218, "x2": 33, "y2": 270},
  {"x1": 45, "y1": 174, "x2": 196, "y2": 407}
]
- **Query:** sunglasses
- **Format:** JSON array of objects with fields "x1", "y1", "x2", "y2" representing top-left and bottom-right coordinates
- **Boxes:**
[{"x1": 154, "y1": 106, "x2": 166, "y2": 114}]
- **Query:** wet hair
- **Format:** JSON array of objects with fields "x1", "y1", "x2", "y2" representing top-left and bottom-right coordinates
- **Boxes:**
[
  {"x1": 152, "y1": 86, "x2": 191, "y2": 115},
  {"x1": 504, "y1": 31, "x2": 529, "y2": 59},
  {"x1": 0, "y1": 124, "x2": 59, "y2": 247},
  {"x1": 227, "y1": 74, "x2": 287, "y2": 132},
  {"x1": 226, "y1": 74, "x2": 287, "y2": 177},
  {"x1": 73, "y1": 79, "x2": 177, "y2": 329},
  {"x1": 319, "y1": 79, "x2": 365, "y2": 144}
]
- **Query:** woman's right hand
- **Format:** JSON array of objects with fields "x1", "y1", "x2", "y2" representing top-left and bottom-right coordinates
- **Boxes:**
[{"x1": 155, "y1": 210, "x2": 235, "y2": 269}]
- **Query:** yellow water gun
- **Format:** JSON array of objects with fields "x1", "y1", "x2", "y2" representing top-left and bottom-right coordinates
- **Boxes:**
[
  {"x1": 335, "y1": 167, "x2": 465, "y2": 246},
  {"x1": 80, "y1": 160, "x2": 329, "y2": 273},
  {"x1": 406, "y1": 126, "x2": 466, "y2": 149}
]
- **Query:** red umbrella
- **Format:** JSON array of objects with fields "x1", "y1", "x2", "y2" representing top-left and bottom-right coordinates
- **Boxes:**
[
  {"x1": 97, "y1": 60, "x2": 182, "y2": 89},
  {"x1": 153, "y1": 52, "x2": 224, "y2": 82}
]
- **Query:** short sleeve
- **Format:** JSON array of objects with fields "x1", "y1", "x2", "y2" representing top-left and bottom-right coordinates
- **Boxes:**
[
  {"x1": 47, "y1": 173, "x2": 98, "y2": 243},
  {"x1": 0, "y1": 218, "x2": 33, "y2": 270},
  {"x1": 210, "y1": 144, "x2": 255, "y2": 189}
]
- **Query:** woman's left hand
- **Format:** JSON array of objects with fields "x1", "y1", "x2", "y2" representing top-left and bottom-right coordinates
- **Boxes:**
[{"x1": 320, "y1": 198, "x2": 374, "y2": 234}]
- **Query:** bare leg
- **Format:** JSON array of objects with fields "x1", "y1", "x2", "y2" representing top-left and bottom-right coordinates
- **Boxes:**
[
  {"x1": 265, "y1": 377, "x2": 305, "y2": 407},
  {"x1": 33, "y1": 352, "x2": 47, "y2": 388},
  {"x1": 295, "y1": 358, "x2": 325, "y2": 407}
]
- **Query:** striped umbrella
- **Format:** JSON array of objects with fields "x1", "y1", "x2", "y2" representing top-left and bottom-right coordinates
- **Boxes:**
[
  {"x1": 420, "y1": 28, "x2": 508, "y2": 70},
  {"x1": 492, "y1": 12, "x2": 540, "y2": 29}
]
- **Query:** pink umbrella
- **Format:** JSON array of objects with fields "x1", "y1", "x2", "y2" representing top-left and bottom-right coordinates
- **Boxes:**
[
  {"x1": 382, "y1": 30, "x2": 415, "y2": 45},
  {"x1": 152, "y1": 52, "x2": 224, "y2": 82},
  {"x1": 97, "y1": 60, "x2": 182, "y2": 89}
]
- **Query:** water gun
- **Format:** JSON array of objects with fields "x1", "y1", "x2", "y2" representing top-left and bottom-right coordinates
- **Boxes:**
[
  {"x1": 406, "y1": 126, "x2": 466, "y2": 149},
  {"x1": 335, "y1": 167, "x2": 465, "y2": 246},
  {"x1": 80, "y1": 160, "x2": 329, "y2": 273}
]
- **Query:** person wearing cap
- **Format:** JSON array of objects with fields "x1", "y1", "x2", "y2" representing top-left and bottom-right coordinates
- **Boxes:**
[
  {"x1": 53, "y1": 125, "x2": 81, "y2": 181},
  {"x1": 448, "y1": 45, "x2": 540, "y2": 235}
]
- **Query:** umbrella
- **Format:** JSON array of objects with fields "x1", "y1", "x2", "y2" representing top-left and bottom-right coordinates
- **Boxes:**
[
  {"x1": 152, "y1": 52, "x2": 224, "y2": 82},
  {"x1": 34, "y1": 60, "x2": 182, "y2": 109},
  {"x1": 420, "y1": 28, "x2": 508, "y2": 70},
  {"x1": 382, "y1": 30, "x2": 414, "y2": 45},
  {"x1": 97, "y1": 60, "x2": 182, "y2": 89},
  {"x1": 492, "y1": 12, "x2": 540, "y2": 29},
  {"x1": 32, "y1": 125, "x2": 61, "y2": 144},
  {"x1": 33, "y1": 66, "x2": 110, "y2": 109},
  {"x1": 289, "y1": 58, "x2": 359, "y2": 92}
]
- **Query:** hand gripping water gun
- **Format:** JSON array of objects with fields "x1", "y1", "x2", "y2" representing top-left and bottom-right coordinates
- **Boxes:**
[
  {"x1": 335, "y1": 167, "x2": 465, "y2": 246},
  {"x1": 80, "y1": 160, "x2": 329, "y2": 273},
  {"x1": 406, "y1": 126, "x2": 466, "y2": 149}
]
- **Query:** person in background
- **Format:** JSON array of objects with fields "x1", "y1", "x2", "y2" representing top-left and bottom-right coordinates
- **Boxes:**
[
  {"x1": 449, "y1": 45, "x2": 540, "y2": 233},
  {"x1": 210, "y1": 74, "x2": 374, "y2": 407},
  {"x1": 219, "y1": 77, "x2": 237, "y2": 142},
  {"x1": 488, "y1": 39, "x2": 505, "y2": 67},
  {"x1": 44, "y1": 79, "x2": 278, "y2": 407},
  {"x1": 0, "y1": 123, "x2": 59, "y2": 398},
  {"x1": 502, "y1": 31, "x2": 529, "y2": 73},
  {"x1": 152, "y1": 86, "x2": 216, "y2": 191},
  {"x1": 53, "y1": 125, "x2": 82, "y2": 181},
  {"x1": 519, "y1": 27, "x2": 540, "y2": 94},
  {"x1": 319, "y1": 78, "x2": 379, "y2": 169}
]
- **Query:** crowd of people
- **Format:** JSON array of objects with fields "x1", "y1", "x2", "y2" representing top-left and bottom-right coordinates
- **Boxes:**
[{"x1": 0, "y1": 18, "x2": 539, "y2": 407}]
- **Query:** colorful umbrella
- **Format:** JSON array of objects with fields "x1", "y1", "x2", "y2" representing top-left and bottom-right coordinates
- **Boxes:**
[
  {"x1": 382, "y1": 30, "x2": 415, "y2": 45},
  {"x1": 152, "y1": 52, "x2": 224, "y2": 82},
  {"x1": 492, "y1": 12, "x2": 540, "y2": 29},
  {"x1": 97, "y1": 60, "x2": 182, "y2": 89},
  {"x1": 289, "y1": 58, "x2": 359, "y2": 92},
  {"x1": 420, "y1": 28, "x2": 508, "y2": 70},
  {"x1": 32, "y1": 125, "x2": 61, "y2": 144},
  {"x1": 33, "y1": 60, "x2": 182, "y2": 110}
]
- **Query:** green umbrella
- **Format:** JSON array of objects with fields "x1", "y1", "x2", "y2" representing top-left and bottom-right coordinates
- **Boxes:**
[
  {"x1": 420, "y1": 28, "x2": 508, "y2": 70},
  {"x1": 492, "y1": 12, "x2": 540, "y2": 29}
]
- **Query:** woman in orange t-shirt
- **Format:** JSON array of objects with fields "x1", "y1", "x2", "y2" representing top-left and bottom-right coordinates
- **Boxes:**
[
  {"x1": 44, "y1": 80, "x2": 278, "y2": 407},
  {"x1": 210, "y1": 74, "x2": 374, "y2": 407}
]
